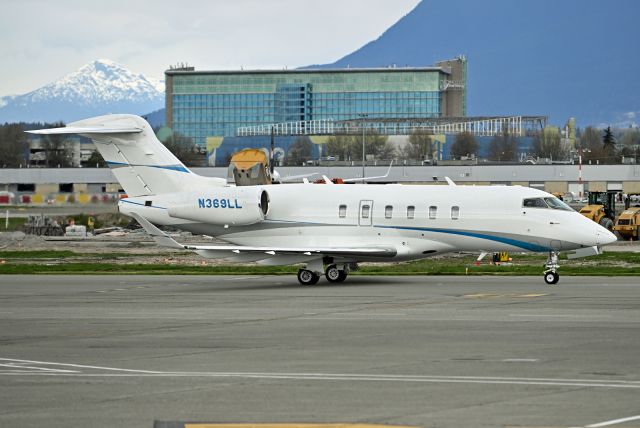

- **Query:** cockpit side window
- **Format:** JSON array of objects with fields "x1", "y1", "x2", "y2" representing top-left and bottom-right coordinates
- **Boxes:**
[{"x1": 523, "y1": 198, "x2": 548, "y2": 208}]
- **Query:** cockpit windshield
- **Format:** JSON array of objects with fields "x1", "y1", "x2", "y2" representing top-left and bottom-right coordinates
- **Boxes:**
[
  {"x1": 522, "y1": 197, "x2": 573, "y2": 211},
  {"x1": 544, "y1": 197, "x2": 573, "y2": 211}
]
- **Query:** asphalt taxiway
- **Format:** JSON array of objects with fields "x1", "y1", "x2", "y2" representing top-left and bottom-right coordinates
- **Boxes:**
[{"x1": 0, "y1": 275, "x2": 639, "y2": 428}]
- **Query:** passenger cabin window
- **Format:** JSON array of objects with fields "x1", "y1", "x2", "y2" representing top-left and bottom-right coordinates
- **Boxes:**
[
  {"x1": 429, "y1": 205, "x2": 437, "y2": 219},
  {"x1": 451, "y1": 206, "x2": 460, "y2": 220},
  {"x1": 407, "y1": 205, "x2": 415, "y2": 219},
  {"x1": 338, "y1": 204, "x2": 347, "y2": 218},
  {"x1": 385, "y1": 205, "x2": 393, "y2": 219},
  {"x1": 361, "y1": 204, "x2": 370, "y2": 219}
]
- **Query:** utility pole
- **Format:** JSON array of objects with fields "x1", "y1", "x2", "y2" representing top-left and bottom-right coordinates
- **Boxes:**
[
  {"x1": 270, "y1": 126, "x2": 275, "y2": 176},
  {"x1": 358, "y1": 113, "x2": 368, "y2": 181}
]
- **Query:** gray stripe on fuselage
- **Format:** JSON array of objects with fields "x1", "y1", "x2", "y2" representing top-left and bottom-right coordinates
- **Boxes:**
[{"x1": 170, "y1": 220, "x2": 581, "y2": 251}]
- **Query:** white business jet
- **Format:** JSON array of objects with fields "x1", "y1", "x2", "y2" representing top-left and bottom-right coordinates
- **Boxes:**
[{"x1": 29, "y1": 114, "x2": 617, "y2": 285}]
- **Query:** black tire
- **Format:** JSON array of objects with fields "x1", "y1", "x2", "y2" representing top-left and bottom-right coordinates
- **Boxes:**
[
  {"x1": 325, "y1": 265, "x2": 341, "y2": 283},
  {"x1": 325, "y1": 265, "x2": 348, "y2": 283},
  {"x1": 298, "y1": 269, "x2": 320, "y2": 285},
  {"x1": 544, "y1": 271, "x2": 559, "y2": 285},
  {"x1": 599, "y1": 217, "x2": 614, "y2": 231}
]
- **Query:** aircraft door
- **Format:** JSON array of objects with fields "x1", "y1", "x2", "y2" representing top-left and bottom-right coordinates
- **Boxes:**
[{"x1": 359, "y1": 200, "x2": 373, "y2": 226}]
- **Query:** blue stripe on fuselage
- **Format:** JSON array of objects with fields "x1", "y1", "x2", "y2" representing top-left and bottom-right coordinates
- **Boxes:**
[
  {"x1": 106, "y1": 161, "x2": 189, "y2": 173},
  {"x1": 375, "y1": 225, "x2": 551, "y2": 252}
]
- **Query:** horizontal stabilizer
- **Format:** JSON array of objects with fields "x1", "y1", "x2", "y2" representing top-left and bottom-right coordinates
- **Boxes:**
[
  {"x1": 27, "y1": 126, "x2": 142, "y2": 135},
  {"x1": 129, "y1": 212, "x2": 184, "y2": 250}
]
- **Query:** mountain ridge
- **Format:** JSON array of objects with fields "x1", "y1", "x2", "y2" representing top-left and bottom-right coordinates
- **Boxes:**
[
  {"x1": 308, "y1": 0, "x2": 640, "y2": 127},
  {"x1": 0, "y1": 59, "x2": 164, "y2": 124}
]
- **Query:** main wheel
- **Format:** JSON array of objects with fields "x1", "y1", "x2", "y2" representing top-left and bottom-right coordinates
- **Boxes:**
[
  {"x1": 544, "y1": 271, "x2": 559, "y2": 285},
  {"x1": 298, "y1": 269, "x2": 319, "y2": 285},
  {"x1": 325, "y1": 265, "x2": 348, "y2": 283}
]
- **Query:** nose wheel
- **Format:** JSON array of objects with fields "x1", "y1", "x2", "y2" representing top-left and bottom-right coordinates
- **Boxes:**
[
  {"x1": 544, "y1": 270, "x2": 559, "y2": 285},
  {"x1": 543, "y1": 251, "x2": 560, "y2": 285}
]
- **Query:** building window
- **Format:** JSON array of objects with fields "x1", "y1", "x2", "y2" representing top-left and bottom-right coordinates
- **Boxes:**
[
  {"x1": 429, "y1": 205, "x2": 437, "y2": 219},
  {"x1": 451, "y1": 206, "x2": 460, "y2": 220},
  {"x1": 339, "y1": 204, "x2": 347, "y2": 218},
  {"x1": 59, "y1": 183, "x2": 73, "y2": 193},
  {"x1": 407, "y1": 205, "x2": 415, "y2": 219},
  {"x1": 17, "y1": 183, "x2": 35, "y2": 192},
  {"x1": 361, "y1": 204, "x2": 370, "y2": 219},
  {"x1": 385, "y1": 205, "x2": 393, "y2": 219}
]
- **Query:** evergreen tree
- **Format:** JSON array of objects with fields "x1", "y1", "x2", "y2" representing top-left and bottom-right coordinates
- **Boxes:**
[
  {"x1": 450, "y1": 132, "x2": 478, "y2": 159},
  {"x1": 0, "y1": 123, "x2": 28, "y2": 167},
  {"x1": 602, "y1": 126, "x2": 616, "y2": 163}
]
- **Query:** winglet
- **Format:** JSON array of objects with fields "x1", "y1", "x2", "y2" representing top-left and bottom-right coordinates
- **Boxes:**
[
  {"x1": 129, "y1": 212, "x2": 184, "y2": 249},
  {"x1": 444, "y1": 176, "x2": 457, "y2": 186},
  {"x1": 342, "y1": 160, "x2": 394, "y2": 183}
]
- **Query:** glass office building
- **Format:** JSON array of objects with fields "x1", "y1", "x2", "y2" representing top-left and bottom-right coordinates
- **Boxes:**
[{"x1": 165, "y1": 58, "x2": 467, "y2": 160}]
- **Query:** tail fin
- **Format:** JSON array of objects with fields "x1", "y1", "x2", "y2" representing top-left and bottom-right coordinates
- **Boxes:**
[{"x1": 27, "y1": 114, "x2": 223, "y2": 196}]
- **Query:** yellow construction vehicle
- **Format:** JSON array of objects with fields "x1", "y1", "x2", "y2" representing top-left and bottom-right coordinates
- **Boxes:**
[
  {"x1": 579, "y1": 191, "x2": 617, "y2": 230},
  {"x1": 227, "y1": 149, "x2": 272, "y2": 186},
  {"x1": 613, "y1": 207, "x2": 640, "y2": 240}
]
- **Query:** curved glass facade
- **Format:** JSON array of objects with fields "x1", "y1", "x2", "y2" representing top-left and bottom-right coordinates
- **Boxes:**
[{"x1": 167, "y1": 68, "x2": 456, "y2": 147}]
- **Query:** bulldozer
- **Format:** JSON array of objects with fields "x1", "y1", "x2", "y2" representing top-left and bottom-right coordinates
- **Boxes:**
[
  {"x1": 613, "y1": 207, "x2": 640, "y2": 240},
  {"x1": 579, "y1": 191, "x2": 617, "y2": 231},
  {"x1": 613, "y1": 194, "x2": 640, "y2": 240}
]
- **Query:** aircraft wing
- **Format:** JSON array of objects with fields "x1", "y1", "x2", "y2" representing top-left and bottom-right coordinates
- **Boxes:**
[{"x1": 130, "y1": 213, "x2": 397, "y2": 262}]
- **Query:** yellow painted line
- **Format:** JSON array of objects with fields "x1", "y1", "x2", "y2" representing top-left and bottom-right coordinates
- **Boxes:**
[{"x1": 185, "y1": 425, "x2": 418, "y2": 428}]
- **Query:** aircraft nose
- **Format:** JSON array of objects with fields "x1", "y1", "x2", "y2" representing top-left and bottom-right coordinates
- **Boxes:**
[{"x1": 596, "y1": 225, "x2": 617, "y2": 246}]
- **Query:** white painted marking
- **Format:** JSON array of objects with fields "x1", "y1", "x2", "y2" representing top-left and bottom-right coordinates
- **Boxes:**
[
  {"x1": 0, "y1": 358, "x2": 161, "y2": 374},
  {"x1": 0, "y1": 358, "x2": 638, "y2": 389},
  {"x1": 0, "y1": 372, "x2": 637, "y2": 389},
  {"x1": 0, "y1": 363, "x2": 78, "y2": 373},
  {"x1": 501, "y1": 359, "x2": 538, "y2": 362},
  {"x1": 510, "y1": 314, "x2": 599, "y2": 318},
  {"x1": 586, "y1": 415, "x2": 640, "y2": 427}
]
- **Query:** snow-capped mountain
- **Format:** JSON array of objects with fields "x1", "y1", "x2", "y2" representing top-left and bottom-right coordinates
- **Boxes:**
[{"x1": 0, "y1": 59, "x2": 164, "y2": 123}]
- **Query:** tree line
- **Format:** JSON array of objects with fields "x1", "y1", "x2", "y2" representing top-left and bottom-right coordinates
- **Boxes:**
[{"x1": 2, "y1": 121, "x2": 639, "y2": 168}]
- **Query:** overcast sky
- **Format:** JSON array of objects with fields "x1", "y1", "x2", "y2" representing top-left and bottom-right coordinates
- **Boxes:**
[{"x1": 0, "y1": 0, "x2": 420, "y2": 96}]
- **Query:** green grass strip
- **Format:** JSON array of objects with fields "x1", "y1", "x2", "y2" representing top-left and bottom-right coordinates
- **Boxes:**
[{"x1": 0, "y1": 262, "x2": 639, "y2": 276}]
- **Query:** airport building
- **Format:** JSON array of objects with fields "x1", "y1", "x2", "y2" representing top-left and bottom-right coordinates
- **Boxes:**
[
  {"x1": 2, "y1": 165, "x2": 640, "y2": 206},
  {"x1": 164, "y1": 57, "x2": 467, "y2": 160}
]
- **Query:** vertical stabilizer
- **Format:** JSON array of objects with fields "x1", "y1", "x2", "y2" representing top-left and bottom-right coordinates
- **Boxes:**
[{"x1": 28, "y1": 114, "x2": 223, "y2": 196}]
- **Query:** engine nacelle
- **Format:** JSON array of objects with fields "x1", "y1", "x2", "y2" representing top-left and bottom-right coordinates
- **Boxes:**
[{"x1": 168, "y1": 187, "x2": 269, "y2": 226}]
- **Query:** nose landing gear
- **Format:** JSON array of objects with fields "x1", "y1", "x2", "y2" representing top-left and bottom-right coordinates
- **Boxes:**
[{"x1": 543, "y1": 251, "x2": 560, "y2": 285}]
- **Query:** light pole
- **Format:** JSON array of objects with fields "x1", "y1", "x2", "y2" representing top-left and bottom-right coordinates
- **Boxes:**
[{"x1": 358, "y1": 113, "x2": 368, "y2": 181}]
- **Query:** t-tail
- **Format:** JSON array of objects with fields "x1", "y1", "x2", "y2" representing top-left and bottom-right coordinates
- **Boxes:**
[{"x1": 27, "y1": 114, "x2": 225, "y2": 196}]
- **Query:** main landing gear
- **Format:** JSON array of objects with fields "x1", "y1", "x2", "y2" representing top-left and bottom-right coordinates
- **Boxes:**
[
  {"x1": 543, "y1": 251, "x2": 560, "y2": 285},
  {"x1": 297, "y1": 262, "x2": 351, "y2": 285}
]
